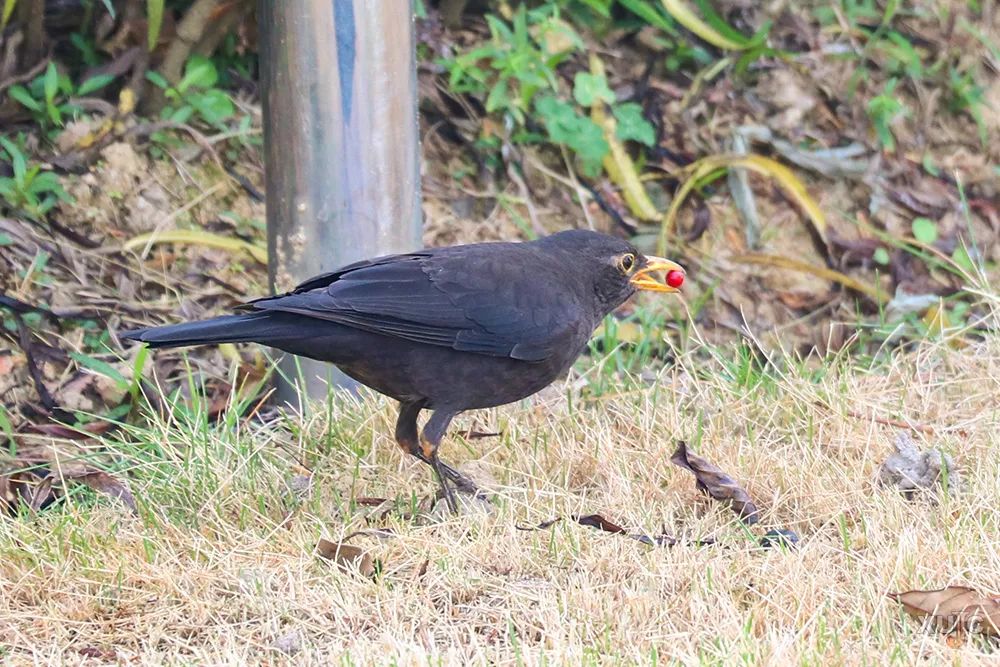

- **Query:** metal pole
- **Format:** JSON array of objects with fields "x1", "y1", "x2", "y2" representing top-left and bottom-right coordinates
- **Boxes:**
[{"x1": 259, "y1": 0, "x2": 422, "y2": 406}]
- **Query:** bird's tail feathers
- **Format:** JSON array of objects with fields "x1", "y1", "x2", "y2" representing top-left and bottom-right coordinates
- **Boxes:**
[{"x1": 121, "y1": 313, "x2": 279, "y2": 349}]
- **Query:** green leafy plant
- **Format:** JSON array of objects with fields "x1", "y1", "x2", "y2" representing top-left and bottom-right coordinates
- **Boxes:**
[
  {"x1": 535, "y1": 95, "x2": 609, "y2": 175},
  {"x1": 867, "y1": 78, "x2": 908, "y2": 151},
  {"x1": 7, "y1": 62, "x2": 115, "y2": 130},
  {"x1": 911, "y1": 217, "x2": 938, "y2": 245},
  {"x1": 868, "y1": 30, "x2": 924, "y2": 79},
  {"x1": 0, "y1": 136, "x2": 72, "y2": 220},
  {"x1": 444, "y1": 6, "x2": 657, "y2": 178},
  {"x1": 536, "y1": 70, "x2": 656, "y2": 176},
  {"x1": 145, "y1": 56, "x2": 236, "y2": 128},
  {"x1": 444, "y1": 5, "x2": 581, "y2": 123},
  {"x1": 947, "y1": 66, "x2": 988, "y2": 146}
]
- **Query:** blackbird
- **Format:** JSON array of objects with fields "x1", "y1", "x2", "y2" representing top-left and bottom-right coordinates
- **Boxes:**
[{"x1": 123, "y1": 230, "x2": 684, "y2": 510}]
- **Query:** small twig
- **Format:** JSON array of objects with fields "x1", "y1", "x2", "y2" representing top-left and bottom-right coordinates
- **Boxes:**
[
  {"x1": 816, "y1": 400, "x2": 969, "y2": 438},
  {"x1": 134, "y1": 179, "x2": 230, "y2": 258},
  {"x1": 505, "y1": 161, "x2": 545, "y2": 236},
  {"x1": 11, "y1": 311, "x2": 56, "y2": 411},
  {"x1": 515, "y1": 514, "x2": 718, "y2": 548},
  {"x1": 0, "y1": 53, "x2": 49, "y2": 95},
  {"x1": 203, "y1": 273, "x2": 249, "y2": 296},
  {"x1": 843, "y1": 408, "x2": 968, "y2": 438},
  {"x1": 44, "y1": 216, "x2": 102, "y2": 249},
  {"x1": 582, "y1": 182, "x2": 636, "y2": 235},
  {"x1": 224, "y1": 165, "x2": 264, "y2": 202},
  {"x1": 461, "y1": 429, "x2": 500, "y2": 440},
  {"x1": 0, "y1": 292, "x2": 70, "y2": 323},
  {"x1": 80, "y1": 46, "x2": 143, "y2": 84},
  {"x1": 556, "y1": 145, "x2": 596, "y2": 230},
  {"x1": 207, "y1": 127, "x2": 263, "y2": 145},
  {"x1": 127, "y1": 120, "x2": 225, "y2": 171},
  {"x1": 65, "y1": 97, "x2": 118, "y2": 116}
]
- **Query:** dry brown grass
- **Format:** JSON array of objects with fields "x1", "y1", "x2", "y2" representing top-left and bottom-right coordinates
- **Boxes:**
[{"x1": 3, "y1": 312, "x2": 1000, "y2": 665}]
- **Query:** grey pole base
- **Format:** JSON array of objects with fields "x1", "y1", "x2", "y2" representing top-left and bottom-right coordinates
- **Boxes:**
[
  {"x1": 259, "y1": 0, "x2": 422, "y2": 409},
  {"x1": 274, "y1": 356, "x2": 346, "y2": 410}
]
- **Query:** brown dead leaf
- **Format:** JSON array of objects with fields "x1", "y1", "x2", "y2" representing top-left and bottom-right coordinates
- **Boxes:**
[
  {"x1": 75, "y1": 646, "x2": 119, "y2": 661},
  {"x1": 575, "y1": 514, "x2": 628, "y2": 534},
  {"x1": 888, "y1": 586, "x2": 1000, "y2": 636},
  {"x1": 23, "y1": 420, "x2": 116, "y2": 440},
  {"x1": 66, "y1": 471, "x2": 138, "y2": 514},
  {"x1": 776, "y1": 290, "x2": 834, "y2": 310},
  {"x1": 1, "y1": 470, "x2": 56, "y2": 515},
  {"x1": 317, "y1": 539, "x2": 376, "y2": 578},
  {"x1": 670, "y1": 441, "x2": 760, "y2": 524},
  {"x1": 515, "y1": 514, "x2": 713, "y2": 548},
  {"x1": 516, "y1": 514, "x2": 628, "y2": 535},
  {"x1": 354, "y1": 497, "x2": 389, "y2": 507},
  {"x1": 2, "y1": 437, "x2": 136, "y2": 514}
]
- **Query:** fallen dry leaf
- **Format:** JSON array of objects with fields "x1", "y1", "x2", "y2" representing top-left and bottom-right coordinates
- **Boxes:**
[
  {"x1": 575, "y1": 513, "x2": 628, "y2": 534},
  {"x1": 670, "y1": 441, "x2": 760, "y2": 524},
  {"x1": 23, "y1": 420, "x2": 117, "y2": 440},
  {"x1": 516, "y1": 514, "x2": 716, "y2": 548},
  {"x1": 659, "y1": 153, "x2": 827, "y2": 257},
  {"x1": 354, "y1": 497, "x2": 389, "y2": 507},
  {"x1": 317, "y1": 539, "x2": 376, "y2": 578},
  {"x1": 888, "y1": 586, "x2": 1000, "y2": 637},
  {"x1": 659, "y1": 0, "x2": 750, "y2": 51},
  {"x1": 2, "y1": 438, "x2": 137, "y2": 515},
  {"x1": 1, "y1": 470, "x2": 56, "y2": 515},
  {"x1": 66, "y1": 471, "x2": 138, "y2": 514},
  {"x1": 123, "y1": 228, "x2": 267, "y2": 263}
]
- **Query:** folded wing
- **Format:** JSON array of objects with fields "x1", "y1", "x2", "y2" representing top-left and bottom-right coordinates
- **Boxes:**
[{"x1": 242, "y1": 245, "x2": 580, "y2": 362}]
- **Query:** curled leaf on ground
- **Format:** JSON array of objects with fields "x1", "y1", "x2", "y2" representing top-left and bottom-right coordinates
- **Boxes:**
[
  {"x1": 658, "y1": 154, "x2": 826, "y2": 258},
  {"x1": 588, "y1": 54, "x2": 659, "y2": 222},
  {"x1": 1, "y1": 470, "x2": 55, "y2": 514},
  {"x1": 317, "y1": 538, "x2": 377, "y2": 578},
  {"x1": 732, "y1": 253, "x2": 885, "y2": 302},
  {"x1": 2, "y1": 439, "x2": 137, "y2": 515},
  {"x1": 659, "y1": 0, "x2": 751, "y2": 51},
  {"x1": 670, "y1": 441, "x2": 759, "y2": 524},
  {"x1": 123, "y1": 229, "x2": 268, "y2": 264},
  {"x1": 888, "y1": 586, "x2": 1000, "y2": 637},
  {"x1": 66, "y1": 470, "x2": 137, "y2": 514},
  {"x1": 516, "y1": 513, "x2": 713, "y2": 548}
]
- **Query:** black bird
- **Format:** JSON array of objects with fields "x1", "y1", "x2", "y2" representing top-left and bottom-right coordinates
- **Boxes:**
[{"x1": 123, "y1": 230, "x2": 684, "y2": 510}]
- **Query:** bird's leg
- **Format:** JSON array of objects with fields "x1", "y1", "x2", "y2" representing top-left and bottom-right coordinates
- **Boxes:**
[
  {"x1": 420, "y1": 409, "x2": 460, "y2": 512},
  {"x1": 394, "y1": 403, "x2": 478, "y2": 508},
  {"x1": 394, "y1": 400, "x2": 425, "y2": 457},
  {"x1": 420, "y1": 409, "x2": 486, "y2": 512}
]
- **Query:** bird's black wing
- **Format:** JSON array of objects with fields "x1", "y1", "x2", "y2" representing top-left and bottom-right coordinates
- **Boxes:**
[{"x1": 242, "y1": 245, "x2": 581, "y2": 362}]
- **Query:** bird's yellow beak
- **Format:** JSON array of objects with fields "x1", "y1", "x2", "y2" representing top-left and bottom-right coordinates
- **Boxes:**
[{"x1": 629, "y1": 256, "x2": 686, "y2": 293}]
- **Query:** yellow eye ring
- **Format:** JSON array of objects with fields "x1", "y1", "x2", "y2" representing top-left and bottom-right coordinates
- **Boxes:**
[{"x1": 618, "y1": 253, "x2": 636, "y2": 273}]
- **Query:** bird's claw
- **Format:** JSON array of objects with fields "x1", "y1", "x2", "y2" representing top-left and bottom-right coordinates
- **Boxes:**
[{"x1": 424, "y1": 455, "x2": 489, "y2": 513}]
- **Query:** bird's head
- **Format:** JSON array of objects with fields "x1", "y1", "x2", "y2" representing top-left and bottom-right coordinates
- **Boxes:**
[{"x1": 539, "y1": 230, "x2": 685, "y2": 314}]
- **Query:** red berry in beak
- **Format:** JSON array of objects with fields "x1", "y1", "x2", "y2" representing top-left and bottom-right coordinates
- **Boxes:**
[{"x1": 665, "y1": 269, "x2": 685, "y2": 289}]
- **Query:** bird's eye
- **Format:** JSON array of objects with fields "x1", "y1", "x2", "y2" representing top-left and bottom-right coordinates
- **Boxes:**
[{"x1": 618, "y1": 253, "x2": 636, "y2": 273}]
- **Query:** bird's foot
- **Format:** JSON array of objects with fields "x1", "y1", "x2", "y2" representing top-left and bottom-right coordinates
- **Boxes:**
[{"x1": 422, "y1": 454, "x2": 491, "y2": 514}]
